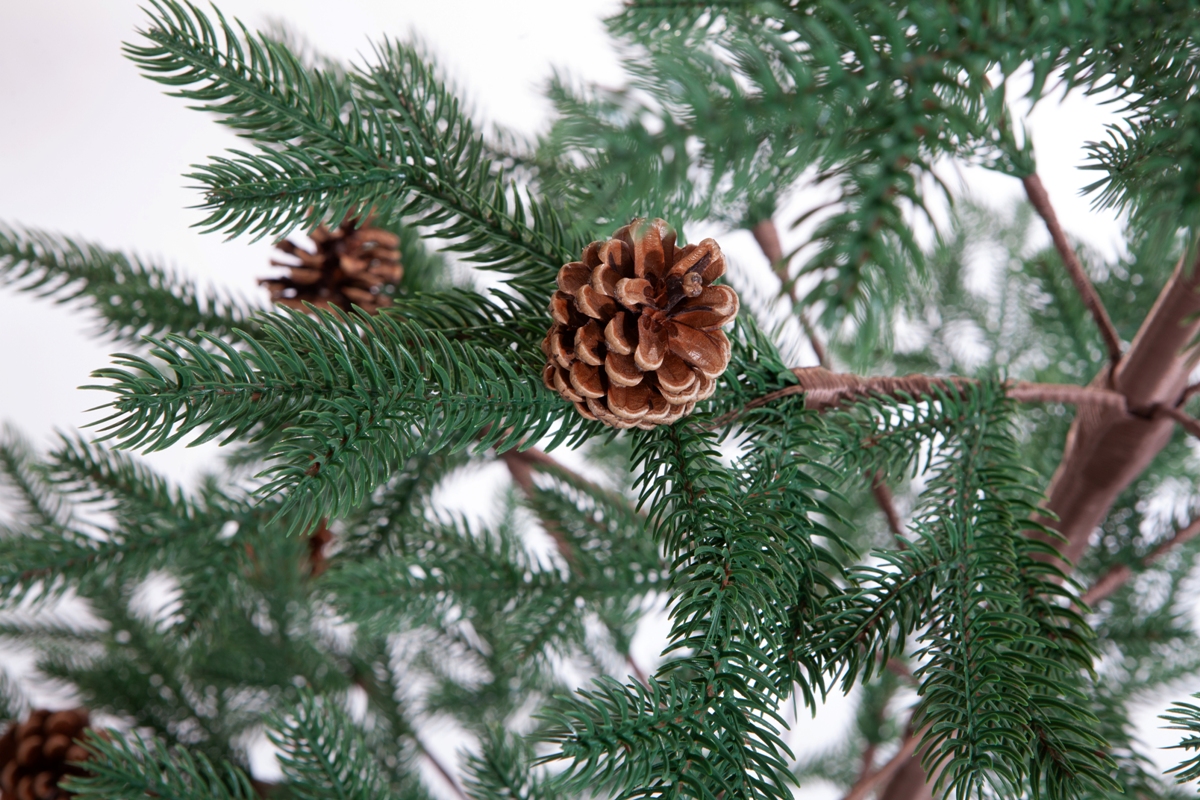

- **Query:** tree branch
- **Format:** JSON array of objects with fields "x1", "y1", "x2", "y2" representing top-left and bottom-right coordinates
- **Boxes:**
[
  {"x1": 871, "y1": 471, "x2": 907, "y2": 548},
  {"x1": 500, "y1": 448, "x2": 650, "y2": 686},
  {"x1": 708, "y1": 367, "x2": 1132, "y2": 429},
  {"x1": 751, "y1": 218, "x2": 829, "y2": 367},
  {"x1": 1081, "y1": 516, "x2": 1200, "y2": 606},
  {"x1": 843, "y1": 728, "x2": 924, "y2": 800},
  {"x1": 1022, "y1": 173, "x2": 1123, "y2": 364},
  {"x1": 499, "y1": 448, "x2": 578, "y2": 566},
  {"x1": 414, "y1": 735, "x2": 470, "y2": 800}
]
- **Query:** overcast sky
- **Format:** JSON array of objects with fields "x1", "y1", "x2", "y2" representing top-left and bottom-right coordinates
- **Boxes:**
[{"x1": 0, "y1": 2, "x2": 1155, "y2": 796}]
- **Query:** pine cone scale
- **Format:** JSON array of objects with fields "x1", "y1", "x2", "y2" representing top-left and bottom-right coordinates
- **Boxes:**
[
  {"x1": 261, "y1": 217, "x2": 403, "y2": 315},
  {"x1": 542, "y1": 218, "x2": 737, "y2": 429},
  {"x1": 0, "y1": 709, "x2": 93, "y2": 800}
]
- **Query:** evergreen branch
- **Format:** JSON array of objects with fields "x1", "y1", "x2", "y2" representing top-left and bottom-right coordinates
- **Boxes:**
[
  {"x1": 0, "y1": 671, "x2": 29, "y2": 722},
  {"x1": 543, "y1": 397, "x2": 842, "y2": 800},
  {"x1": 1163, "y1": 696, "x2": 1200, "y2": 789},
  {"x1": 64, "y1": 731, "x2": 256, "y2": 800},
  {"x1": 0, "y1": 433, "x2": 253, "y2": 609},
  {"x1": 269, "y1": 691, "x2": 399, "y2": 800},
  {"x1": 464, "y1": 729, "x2": 556, "y2": 800},
  {"x1": 540, "y1": 676, "x2": 764, "y2": 800},
  {"x1": 87, "y1": 307, "x2": 594, "y2": 534},
  {"x1": 818, "y1": 383, "x2": 1114, "y2": 799},
  {"x1": 0, "y1": 425, "x2": 72, "y2": 539},
  {"x1": 1022, "y1": 174, "x2": 1123, "y2": 364},
  {"x1": 0, "y1": 223, "x2": 253, "y2": 345},
  {"x1": 710, "y1": 366, "x2": 1148, "y2": 432},
  {"x1": 130, "y1": 1, "x2": 581, "y2": 314}
]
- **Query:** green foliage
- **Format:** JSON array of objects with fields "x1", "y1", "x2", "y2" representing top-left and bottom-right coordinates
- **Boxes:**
[
  {"x1": 0, "y1": 224, "x2": 253, "y2": 346},
  {"x1": 269, "y1": 691, "x2": 398, "y2": 800},
  {"x1": 88, "y1": 305, "x2": 595, "y2": 534},
  {"x1": 464, "y1": 729, "x2": 558, "y2": 800},
  {"x1": 11, "y1": 2, "x2": 1200, "y2": 800},
  {"x1": 65, "y1": 731, "x2": 257, "y2": 800},
  {"x1": 128, "y1": 0, "x2": 582, "y2": 315},
  {"x1": 1166, "y1": 696, "x2": 1200, "y2": 791},
  {"x1": 818, "y1": 384, "x2": 1115, "y2": 798}
]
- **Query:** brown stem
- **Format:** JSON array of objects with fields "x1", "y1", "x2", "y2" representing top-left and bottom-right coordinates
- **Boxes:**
[
  {"x1": 842, "y1": 728, "x2": 924, "y2": 800},
  {"x1": 1081, "y1": 516, "x2": 1200, "y2": 606},
  {"x1": 885, "y1": 658, "x2": 917, "y2": 686},
  {"x1": 306, "y1": 520, "x2": 333, "y2": 578},
  {"x1": 752, "y1": 218, "x2": 829, "y2": 367},
  {"x1": 1022, "y1": 173, "x2": 1123, "y2": 364},
  {"x1": 871, "y1": 472, "x2": 908, "y2": 548},
  {"x1": 1156, "y1": 404, "x2": 1200, "y2": 439},
  {"x1": 500, "y1": 449, "x2": 578, "y2": 566},
  {"x1": 414, "y1": 736, "x2": 470, "y2": 800},
  {"x1": 626, "y1": 654, "x2": 650, "y2": 688}
]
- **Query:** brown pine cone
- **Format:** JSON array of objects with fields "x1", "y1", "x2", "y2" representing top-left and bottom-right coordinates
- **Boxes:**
[
  {"x1": 541, "y1": 218, "x2": 738, "y2": 429},
  {"x1": 261, "y1": 218, "x2": 403, "y2": 315},
  {"x1": 0, "y1": 709, "x2": 93, "y2": 800}
]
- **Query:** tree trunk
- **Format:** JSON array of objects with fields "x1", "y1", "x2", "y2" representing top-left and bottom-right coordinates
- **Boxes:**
[{"x1": 1037, "y1": 250, "x2": 1200, "y2": 568}]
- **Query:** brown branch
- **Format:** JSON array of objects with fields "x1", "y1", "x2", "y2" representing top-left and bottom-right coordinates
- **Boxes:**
[
  {"x1": 626, "y1": 654, "x2": 650, "y2": 688},
  {"x1": 1081, "y1": 516, "x2": 1200, "y2": 606},
  {"x1": 1157, "y1": 404, "x2": 1200, "y2": 440},
  {"x1": 871, "y1": 472, "x2": 907, "y2": 548},
  {"x1": 1022, "y1": 173, "x2": 1123, "y2": 364},
  {"x1": 500, "y1": 448, "x2": 578, "y2": 566},
  {"x1": 414, "y1": 736, "x2": 470, "y2": 800},
  {"x1": 752, "y1": 218, "x2": 829, "y2": 367},
  {"x1": 1182, "y1": 381, "x2": 1200, "y2": 404},
  {"x1": 842, "y1": 728, "x2": 924, "y2": 800}
]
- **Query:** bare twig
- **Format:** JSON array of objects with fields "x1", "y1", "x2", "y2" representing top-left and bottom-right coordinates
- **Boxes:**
[
  {"x1": 871, "y1": 472, "x2": 907, "y2": 548},
  {"x1": 415, "y1": 736, "x2": 470, "y2": 800},
  {"x1": 626, "y1": 654, "x2": 650, "y2": 688},
  {"x1": 1081, "y1": 516, "x2": 1200, "y2": 606},
  {"x1": 752, "y1": 218, "x2": 829, "y2": 367},
  {"x1": 842, "y1": 728, "x2": 924, "y2": 800},
  {"x1": 500, "y1": 449, "x2": 577, "y2": 566},
  {"x1": 1156, "y1": 404, "x2": 1200, "y2": 440},
  {"x1": 1022, "y1": 173, "x2": 1123, "y2": 364}
]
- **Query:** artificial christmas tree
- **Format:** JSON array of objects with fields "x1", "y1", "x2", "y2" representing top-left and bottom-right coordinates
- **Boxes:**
[{"x1": 6, "y1": 2, "x2": 1200, "y2": 800}]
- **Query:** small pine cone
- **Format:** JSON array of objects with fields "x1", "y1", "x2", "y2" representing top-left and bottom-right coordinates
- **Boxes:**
[
  {"x1": 261, "y1": 217, "x2": 403, "y2": 315},
  {"x1": 542, "y1": 218, "x2": 738, "y2": 429},
  {"x1": 0, "y1": 709, "x2": 94, "y2": 800}
]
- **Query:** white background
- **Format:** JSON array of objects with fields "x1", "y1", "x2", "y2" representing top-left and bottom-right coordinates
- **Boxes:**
[{"x1": 0, "y1": 2, "x2": 1181, "y2": 797}]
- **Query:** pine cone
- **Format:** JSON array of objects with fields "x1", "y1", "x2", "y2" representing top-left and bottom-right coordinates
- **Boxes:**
[
  {"x1": 261, "y1": 218, "x2": 403, "y2": 314},
  {"x1": 542, "y1": 218, "x2": 738, "y2": 429},
  {"x1": 0, "y1": 709, "x2": 93, "y2": 800}
]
